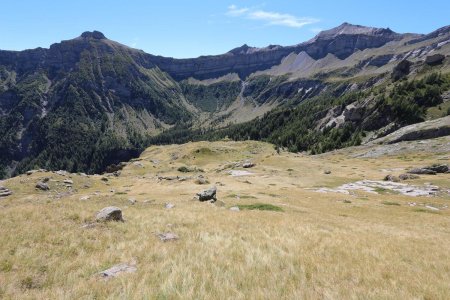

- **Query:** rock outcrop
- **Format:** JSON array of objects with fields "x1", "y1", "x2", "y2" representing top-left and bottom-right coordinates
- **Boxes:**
[{"x1": 372, "y1": 116, "x2": 450, "y2": 144}]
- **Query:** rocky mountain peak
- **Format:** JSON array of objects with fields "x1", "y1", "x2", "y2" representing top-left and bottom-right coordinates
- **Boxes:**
[
  {"x1": 80, "y1": 30, "x2": 107, "y2": 40},
  {"x1": 228, "y1": 44, "x2": 259, "y2": 55},
  {"x1": 315, "y1": 22, "x2": 396, "y2": 40}
]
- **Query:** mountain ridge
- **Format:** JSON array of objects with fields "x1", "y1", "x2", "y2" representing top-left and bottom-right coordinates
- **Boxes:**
[{"x1": 0, "y1": 22, "x2": 449, "y2": 178}]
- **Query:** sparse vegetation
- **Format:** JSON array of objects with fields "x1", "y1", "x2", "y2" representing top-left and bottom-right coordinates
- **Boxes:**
[{"x1": 237, "y1": 203, "x2": 283, "y2": 211}]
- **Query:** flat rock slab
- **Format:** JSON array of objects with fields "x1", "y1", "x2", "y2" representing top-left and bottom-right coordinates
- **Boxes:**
[
  {"x1": 99, "y1": 263, "x2": 137, "y2": 279},
  {"x1": 229, "y1": 206, "x2": 240, "y2": 211},
  {"x1": 157, "y1": 232, "x2": 179, "y2": 242},
  {"x1": 229, "y1": 170, "x2": 254, "y2": 177},
  {"x1": 315, "y1": 180, "x2": 440, "y2": 197}
]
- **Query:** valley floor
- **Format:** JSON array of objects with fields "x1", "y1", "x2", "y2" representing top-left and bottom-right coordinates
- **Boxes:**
[{"x1": 0, "y1": 138, "x2": 449, "y2": 299}]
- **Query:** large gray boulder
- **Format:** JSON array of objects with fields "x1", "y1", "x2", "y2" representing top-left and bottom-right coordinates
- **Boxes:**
[
  {"x1": 196, "y1": 186, "x2": 217, "y2": 202},
  {"x1": 95, "y1": 206, "x2": 123, "y2": 222}
]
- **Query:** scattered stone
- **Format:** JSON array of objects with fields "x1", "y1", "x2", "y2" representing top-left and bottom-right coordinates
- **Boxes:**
[
  {"x1": 399, "y1": 173, "x2": 420, "y2": 180},
  {"x1": 242, "y1": 162, "x2": 255, "y2": 168},
  {"x1": 178, "y1": 176, "x2": 188, "y2": 182},
  {"x1": 26, "y1": 170, "x2": 34, "y2": 175},
  {"x1": 101, "y1": 177, "x2": 109, "y2": 182},
  {"x1": 343, "y1": 200, "x2": 352, "y2": 204},
  {"x1": 133, "y1": 162, "x2": 144, "y2": 168},
  {"x1": 165, "y1": 203, "x2": 175, "y2": 209},
  {"x1": 157, "y1": 232, "x2": 179, "y2": 242},
  {"x1": 194, "y1": 176, "x2": 209, "y2": 185},
  {"x1": 113, "y1": 171, "x2": 121, "y2": 177},
  {"x1": 55, "y1": 170, "x2": 68, "y2": 176},
  {"x1": 196, "y1": 186, "x2": 217, "y2": 202},
  {"x1": 99, "y1": 263, "x2": 137, "y2": 279},
  {"x1": 324, "y1": 170, "x2": 331, "y2": 174},
  {"x1": 383, "y1": 174, "x2": 399, "y2": 182},
  {"x1": 129, "y1": 198, "x2": 137, "y2": 205},
  {"x1": 0, "y1": 187, "x2": 12, "y2": 197},
  {"x1": 79, "y1": 195, "x2": 90, "y2": 201},
  {"x1": 95, "y1": 206, "x2": 123, "y2": 222},
  {"x1": 158, "y1": 175, "x2": 177, "y2": 181},
  {"x1": 63, "y1": 179, "x2": 73, "y2": 185},
  {"x1": 407, "y1": 168, "x2": 436, "y2": 175},
  {"x1": 42, "y1": 177, "x2": 50, "y2": 183},
  {"x1": 229, "y1": 206, "x2": 240, "y2": 211},
  {"x1": 36, "y1": 181, "x2": 50, "y2": 191}
]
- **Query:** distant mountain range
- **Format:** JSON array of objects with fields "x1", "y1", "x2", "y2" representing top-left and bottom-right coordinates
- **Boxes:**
[{"x1": 1, "y1": 23, "x2": 449, "y2": 178}]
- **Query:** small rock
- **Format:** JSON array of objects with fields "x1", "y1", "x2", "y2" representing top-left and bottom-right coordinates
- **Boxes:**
[
  {"x1": 42, "y1": 177, "x2": 50, "y2": 183},
  {"x1": 0, "y1": 186, "x2": 12, "y2": 197},
  {"x1": 55, "y1": 170, "x2": 68, "y2": 176},
  {"x1": 36, "y1": 181, "x2": 50, "y2": 191},
  {"x1": 194, "y1": 176, "x2": 209, "y2": 185},
  {"x1": 229, "y1": 206, "x2": 240, "y2": 211},
  {"x1": 129, "y1": 198, "x2": 137, "y2": 205},
  {"x1": 101, "y1": 177, "x2": 109, "y2": 182},
  {"x1": 113, "y1": 171, "x2": 121, "y2": 177},
  {"x1": 384, "y1": 174, "x2": 399, "y2": 182},
  {"x1": 99, "y1": 263, "x2": 137, "y2": 279},
  {"x1": 196, "y1": 186, "x2": 217, "y2": 202},
  {"x1": 63, "y1": 179, "x2": 73, "y2": 185},
  {"x1": 324, "y1": 170, "x2": 331, "y2": 175},
  {"x1": 95, "y1": 206, "x2": 123, "y2": 222},
  {"x1": 26, "y1": 170, "x2": 34, "y2": 175},
  {"x1": 157, "y1": 232, "x2": 178, "y2": 242},
  {"x1": 165, "y1": 203, "x2": 175, "y2": 209},
  {"x1": 242, "y1": 162, "x2": 255, "y2": 168},
  {"x1": 399, "y1": 173, "x2": 420, "y2": 180},
  {"x1": 79, "y1": 195, "x2": 90, "y2": 201}
]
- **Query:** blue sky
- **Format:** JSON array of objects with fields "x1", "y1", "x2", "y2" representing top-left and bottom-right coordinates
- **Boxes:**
[{"x1": 1, "y1": 0, "x2": 449, "y2": 58}]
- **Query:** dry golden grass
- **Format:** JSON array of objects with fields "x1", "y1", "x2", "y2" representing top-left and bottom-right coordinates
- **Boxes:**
[{"x1": 0, "y1": 139, "x2": 449, "y2": 299}]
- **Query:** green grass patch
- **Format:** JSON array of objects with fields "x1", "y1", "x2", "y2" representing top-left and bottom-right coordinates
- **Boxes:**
[
  {"x1": 382, "y1": 201, "x2": 401, "y2": 206},
  {"x1": 237, "y1": 203, "x2": 283, "y2": 212}
]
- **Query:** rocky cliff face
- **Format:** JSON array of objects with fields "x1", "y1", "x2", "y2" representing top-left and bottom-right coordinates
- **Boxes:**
[{"x1": 149, "y1": 23, "x2": 404, "y2": 80}]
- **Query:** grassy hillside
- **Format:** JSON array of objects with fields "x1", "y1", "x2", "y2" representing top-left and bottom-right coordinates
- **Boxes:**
[{"x1": 0, "y1": 139, "x2": 449, "y2": 298}]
